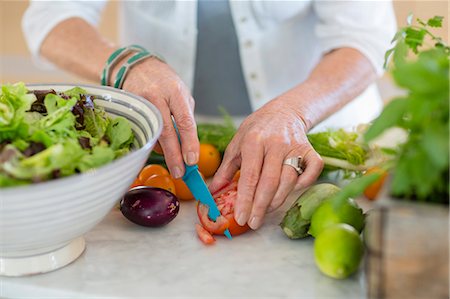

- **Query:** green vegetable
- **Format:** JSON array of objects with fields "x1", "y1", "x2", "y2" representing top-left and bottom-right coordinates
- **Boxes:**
[
  {"x1": 365, "y1": 15, "x2": 449, "y2": 203},
  {"x1": 0, "y1": 82, "x2": 36, "y2": 142},
  {"x1": 197, "y1": 108, "x2": 236, "y2": 154},
  {"x1": 0, "y1": 83, "x2": 135, "y2": 187},
  {"x1": 307, "y1": 129, "x2": 370, "y2": 173},
  {"x1": 280, "y1": 183, "x2": 341, "y2": 239},
  {"x1": 106, "y1": 117, "x2": 134, "y2": 153}
]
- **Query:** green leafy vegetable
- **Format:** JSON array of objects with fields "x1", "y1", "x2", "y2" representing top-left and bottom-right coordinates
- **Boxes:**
[
  {"x1": 106, "y1": 117, "x2": 134, "y2": 152},
  {"x1": 0, "y1": 82, "x2": 36, "y2": 142},
  {"x1": 197, "y1": 108, "x2": 236, "y2": 154},
  {"x1": 307, "y1": 129, "x2": 374, "y2": 175},
  {"x1": 366, "y1": 15, "x2": 449, "y2": 203},
  {"x1": 0, "y1": 83, "x2": 135, "y2": 187}
]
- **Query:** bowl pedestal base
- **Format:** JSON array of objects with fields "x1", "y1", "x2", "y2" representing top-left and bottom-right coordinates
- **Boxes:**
[{"x1": 0, "y1": 237, "x2": 86, "y2": 277}]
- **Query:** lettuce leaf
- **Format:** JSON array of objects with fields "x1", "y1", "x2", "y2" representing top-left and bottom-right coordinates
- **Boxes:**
[
  {"x1": 0, "y1": 83, "x2": 36, "y2": 142},
  {"x1": 106, "y1": 116, "x2": 134, "y2": 151}
]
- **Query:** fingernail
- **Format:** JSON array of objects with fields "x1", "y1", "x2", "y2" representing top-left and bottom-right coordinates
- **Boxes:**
[
  {"x1": 185, "y1": 151, "x2": 197, "y2": 165},
  {"x1": 235, "y1": 212, "x2": 246, "y2": 226},
  {"x1": 172, "y1": 166, "x2": 183, "y2": 179},
  {"x1": 249, "y1": 216, "x2": 260, "y2": 230}
]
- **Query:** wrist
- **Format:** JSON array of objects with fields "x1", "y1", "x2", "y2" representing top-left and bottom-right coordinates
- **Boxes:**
[
  {"x1": 277, "y1": 81, "x2": 324, "y2": 132},
  {"x1": 101, "y1": 45, "x2": 165, "y2": 89}
]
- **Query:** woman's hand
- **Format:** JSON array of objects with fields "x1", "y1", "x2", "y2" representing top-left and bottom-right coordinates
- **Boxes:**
[
  {"x1": 39, "y1": 18, "x2": 200, "y2": 179},
  {"x1": 209, "y1": 94, "x2": 324, "y2": 230},
  {"x1": 118, "y1": 57, "x2": 200, "y2": 178}
]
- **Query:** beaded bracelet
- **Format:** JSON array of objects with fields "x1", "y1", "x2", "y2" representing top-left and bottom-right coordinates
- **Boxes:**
[{"x1": 100, "y1": 45, "x2": 146, "y2": 86}]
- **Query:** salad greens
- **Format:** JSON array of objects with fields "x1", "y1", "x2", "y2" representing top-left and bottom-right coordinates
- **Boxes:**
[{"x1": 0, "y1": 82, "x2": 134, "y2": 187}]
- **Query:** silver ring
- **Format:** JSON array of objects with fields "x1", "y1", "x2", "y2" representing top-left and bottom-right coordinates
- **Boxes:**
[{"x1": 283, "y1": 156, "x2": 304, "y2": 175}]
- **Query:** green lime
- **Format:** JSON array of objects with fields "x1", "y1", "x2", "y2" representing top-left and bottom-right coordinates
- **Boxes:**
[
  {"x1": 308, "y1": 198, "x2": 364, "y2": 237},
  {"x1": 314, "y1": 223, "x2": 364, "y2": 279}
]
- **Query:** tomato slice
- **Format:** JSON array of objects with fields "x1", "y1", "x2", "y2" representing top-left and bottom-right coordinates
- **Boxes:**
[
  {"x1": 211, "y1": 181, "x2": 238, "y2": 198},
  {"x1": 196, "y1": 224, "x2": 215, "y2": 245},
  {"x1": 197, "y1": 204, "x2": 229, "y2": 234},
  {"x1": 197, "y1": 181, "x2": 250, "y2": 236}
]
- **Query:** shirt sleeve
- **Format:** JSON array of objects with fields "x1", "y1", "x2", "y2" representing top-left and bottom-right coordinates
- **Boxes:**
[
  {"x1": 313, "y1": 0, "x2": 397, "y2": 76},
  {"x1": 22, "y1": 0, "x2": 107, "y2": 68}
]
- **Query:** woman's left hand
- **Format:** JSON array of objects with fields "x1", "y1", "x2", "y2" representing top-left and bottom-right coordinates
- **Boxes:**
[{"x1": 209, "y1": 95, "x2": 324, "y2": 230}]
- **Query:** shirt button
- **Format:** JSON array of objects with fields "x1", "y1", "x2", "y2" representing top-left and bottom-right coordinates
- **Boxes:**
[
  {"x1": 255, "y1": 92, "x2": 262, "y2": 99},
  {"x1": 250, "y1": 72, "x2": 258, "y2": 80},
  {"x1": 240, "y1": 16, "x2": 248, "y2": 23},
  {"x1": 244, "y1": 40, "x2": 253, "y2": 48}
]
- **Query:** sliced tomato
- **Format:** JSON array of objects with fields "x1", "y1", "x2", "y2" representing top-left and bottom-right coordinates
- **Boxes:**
[
  {"x1": 197, "y1": 181, "x2": 250, "y2": 236},
  {"x1": 196, "y1": 224, "x2": 215, "y2": 245},
  {"x1": 211, "y1": 181, "x2": 238, "y2": 198},
  {"x1": 197, "y1": 204, "x2": 229, "y2": 234}
]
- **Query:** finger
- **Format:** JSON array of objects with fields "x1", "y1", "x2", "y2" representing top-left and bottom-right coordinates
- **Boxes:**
[
  {"x1": 170, "y1": 90, "x2": 199, "y2": 166},
  {"x1": 209, "y1": 138, "x2": 240, "y2": 194},
  {"x1": 157, "y1": 104, "x2": 185, "y2": 179},
  {"x1": 153, "y1": 142, "x2": 163, "y2": 155},
  {"x1": 248, "y1": 152, "x2": 283, "y2": 229},
  {"x1": 267, "y1": 161, "x2": 298, "y2": 213},
  {"x1": 294, "y1": 149, "x2": 324, "y2": 190},
  {"x1": 234, "y1": 139, "x2": 264, "y2": 227}
]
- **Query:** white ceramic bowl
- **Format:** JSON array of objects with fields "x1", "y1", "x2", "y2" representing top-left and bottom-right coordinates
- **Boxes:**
[{"x1": 0, "y1": 84, "x2": 162, "y2": 276}]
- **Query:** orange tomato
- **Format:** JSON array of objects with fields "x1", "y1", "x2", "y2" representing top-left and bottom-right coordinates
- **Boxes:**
[
  {"x1": 172, "y1": 172, "x2": 205, "y2": 201},
  {"x1": 197, "y1": 144, "x2": 221, "y2": 178},
  {"x1": 173, "y1": 178, "x2": 194, "y2": 200},
  {"x1": 144, "y1": 174, "x2": 176, "y2": 195},
  {"x1": 130, "y1": 178, "x2": 143, "y2": 189},
  {"x1": 138, "y1": 164, "x2": 169, "y2": 182},
  {"x1": 364, "y1": 167, "x2": 388, "y2": 201}
]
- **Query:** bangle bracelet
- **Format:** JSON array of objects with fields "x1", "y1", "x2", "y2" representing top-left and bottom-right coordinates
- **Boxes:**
[
  {"x1": 113, "y1": 51, "x2": 154, "y2": 89},
  {"x1": 101, "y1": 45, "x2": 146, "y2": 86}
]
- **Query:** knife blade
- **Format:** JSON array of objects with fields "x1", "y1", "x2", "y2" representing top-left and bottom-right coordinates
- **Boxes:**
[{"x1": 172, "y1": 118, "x2": 232, "y2": 240}]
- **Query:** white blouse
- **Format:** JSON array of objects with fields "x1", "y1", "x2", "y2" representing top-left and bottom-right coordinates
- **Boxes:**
[{"x1": 22, "y1": 0, "x2": 397, "y2": 132}]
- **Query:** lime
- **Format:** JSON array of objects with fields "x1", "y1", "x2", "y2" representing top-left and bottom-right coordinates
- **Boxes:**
[
  {"x1": 314, "y1": 223, "x2": 364, "y2": 279},
  {"x1": 308, "y1": 198, "x2": 364, "y2": 237}
]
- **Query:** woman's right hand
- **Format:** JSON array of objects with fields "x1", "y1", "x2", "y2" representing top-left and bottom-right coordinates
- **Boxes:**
[
  {"x1": 116, "y1": 56, "x2": 199, "y2": 179},
  {"x1": 36, "y1": 18, "x2": 198, "y2": 177}
]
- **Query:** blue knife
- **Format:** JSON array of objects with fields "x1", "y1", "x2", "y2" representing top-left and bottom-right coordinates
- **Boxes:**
[{"x1": 172, "y1": 119, "x2": 232, "y2": 240}]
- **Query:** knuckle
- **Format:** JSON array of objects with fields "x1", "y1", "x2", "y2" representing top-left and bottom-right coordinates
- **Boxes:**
[
  {"x1": 160, "y1": 123, "x2": 177, "y2": 140},
  {"x1": 175, "y1": 114, "x2": 196, "y2": 132},
  {"x1": 242, "y1": 173, "x2": 259, "y2": 189}
]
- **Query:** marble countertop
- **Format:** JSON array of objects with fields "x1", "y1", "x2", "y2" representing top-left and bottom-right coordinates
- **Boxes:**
[{"x1": 0, "y1": 198, "x2": 366, "y2": 299}]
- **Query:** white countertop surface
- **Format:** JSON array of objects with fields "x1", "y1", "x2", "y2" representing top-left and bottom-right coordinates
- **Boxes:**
[{"x1": 0, "y1": 198, "x2": 366, "y2": 299}]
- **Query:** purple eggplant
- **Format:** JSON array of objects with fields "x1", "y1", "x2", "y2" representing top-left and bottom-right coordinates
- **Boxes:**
[{"x1": 120, "y1": 187, "x2": 180, "y2": 227}]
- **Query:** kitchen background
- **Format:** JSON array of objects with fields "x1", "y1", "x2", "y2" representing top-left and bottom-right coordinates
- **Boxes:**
[{"x1": 0, "y1": 0, "x2": 448, "y2": 103}]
